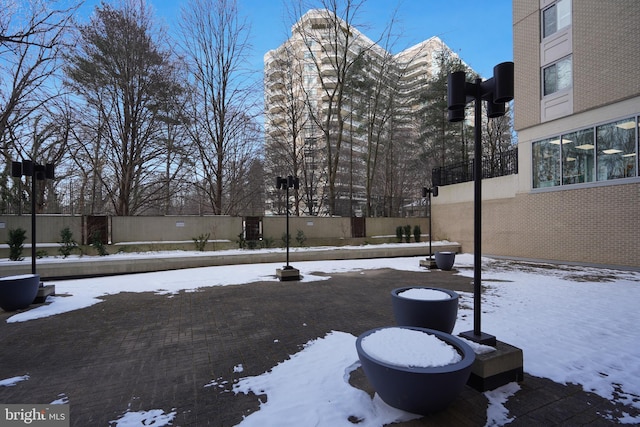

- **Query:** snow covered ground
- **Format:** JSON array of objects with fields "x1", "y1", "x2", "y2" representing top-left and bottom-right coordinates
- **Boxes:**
[{"x1": 2, "y1": 248, "x2": 640, "y2": 426}]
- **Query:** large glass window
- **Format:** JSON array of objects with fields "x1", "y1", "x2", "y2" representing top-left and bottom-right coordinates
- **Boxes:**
[
  {"x1": 596, "y1": 117, "x2": 638, "y2": 180},
  {"x1": 543, "y1": 56, "x2": 572, "y2": 96},
  {"x1": 533, "y1": 116, "x2": 639, "y2": 189},
  {"x1": 533, "y1": 137, "x2": 561, "y2": 188},
  {"x1": 542, "y1": 0, "x2": 571, "y2": 39},
  {"x1": 562, "y1": 129, "x2": 595, "y2": 184}
]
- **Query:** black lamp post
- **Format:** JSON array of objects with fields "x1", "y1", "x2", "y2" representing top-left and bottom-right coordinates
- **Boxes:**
[
  {"x1": 275, "y1": 175, "x2": 300, "y2": 281},
  {"x1": 447, "y1": 62, "x2": 514, "y2": 346},
  {"x1": 11, "y1": 159, "x2": 55, "y2": 275},
  {"x1": 421, "y1": 186, "x2": 438, "y2": 268}
]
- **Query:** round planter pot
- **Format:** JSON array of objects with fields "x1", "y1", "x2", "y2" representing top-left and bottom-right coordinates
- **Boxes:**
[
  {"x1": 356, "y1": 326, "x2": 475, "y2": 415},
  {"x1": 435, "y1": 251, "x2": 456, "y2": 270},
  {"x1": 0, "y1": 274, "x2": 40, "y2": 312},
  {"x1": 391, "y1": 287, "x2": 459, "y2": 333}
]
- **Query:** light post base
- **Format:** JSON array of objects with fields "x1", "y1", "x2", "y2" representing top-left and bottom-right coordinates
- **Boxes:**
[
  {"x1": 276, "y1": 266, "x2": 300, "y2": 281},
  {"x1": 34, "y1": 283, "x2": 55, "y2": 304},
  {"x1": 419, "y1": 257, "x2": 438, "y2": 269},
  {"x1": 462, "y1": 339, "x2": 524, "y2": 392},
  {"x1": 459, "y1": 330, "x2": 497, "y2": 346}
]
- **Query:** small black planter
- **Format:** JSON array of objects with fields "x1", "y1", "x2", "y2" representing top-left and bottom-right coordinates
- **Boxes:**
[
  {"x1": 0, "y1": 274, "x2": 40, "y2": 311},
  {"x1": 391, "y1": 287, "x2": 459, "y2": 333},
  {"x1": 356, "y1": 326, "x2": 475, "y2": 415},
  {"x1": 435, "y1": 251, "x2": 456, "y2": 270}
]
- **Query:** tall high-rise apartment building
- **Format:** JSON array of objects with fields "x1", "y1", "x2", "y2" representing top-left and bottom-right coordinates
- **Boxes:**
[{"x1": 264, "y1": 9, "x2": 457, "y2": 217}]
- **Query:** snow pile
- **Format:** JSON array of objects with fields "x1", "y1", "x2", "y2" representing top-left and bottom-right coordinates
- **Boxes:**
[
  {"x1": 110, "y1": 409, "x2": 176, "y2": 426},
  {"x1": 233, "y1": 331, "x2": 420, "y2": 427},
  {"x1": 360, "y1": 327, "x2": 462, "y2": 367},
  {"x1": 398, "y1": 287, "x2": 450, "y2": 300},
  {"x1": 0, "y1": 375, "x2": 29, "y2": 387}
]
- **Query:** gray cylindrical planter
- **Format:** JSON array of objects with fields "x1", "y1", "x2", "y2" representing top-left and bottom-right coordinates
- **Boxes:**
[
  {"x1": 356, "y1": 326, "x2": 475, "y2": 415},
  {"x1": 0, "y1": 274, "x2": 40, "y2": 312},
  {"x1": 435, "y1": 251, "x2": 456, "y2": 270},
  {"x1": 391, "y1": 287, "x2": 459, "y2": 333}
]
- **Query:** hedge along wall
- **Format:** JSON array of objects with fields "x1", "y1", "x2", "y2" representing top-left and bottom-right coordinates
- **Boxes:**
[{"x1": 365, "y1": 217, "x2": 430, "y2": 238}]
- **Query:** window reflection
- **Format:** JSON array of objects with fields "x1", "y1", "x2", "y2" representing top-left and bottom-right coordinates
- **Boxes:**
[
  {"x1": 562, "y1": 129, "x2": 594, "y2": 184},
  {"x1": 533, "y1": 138, "x2": 560, "y2": 188},
  {"x1": 542, "y1": 5, "x2": 557, "y2": 38},
  {"x1": 532, "y1": 115, "x2": 638, "y2": 189},
  {"x1": 543, "y1": 56, "x2": 572, "y2": 96},
  {"x1": 542, "y1": 0, "x2": 571, "y2": 39},
  {"x1": 597, "y1": 118, "x2": 637, "y2": 180}
]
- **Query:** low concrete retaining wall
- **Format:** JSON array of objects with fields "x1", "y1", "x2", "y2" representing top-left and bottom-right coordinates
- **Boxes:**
[{"x1": 0, "y1": 243, "x2": 461, "y2": 280}]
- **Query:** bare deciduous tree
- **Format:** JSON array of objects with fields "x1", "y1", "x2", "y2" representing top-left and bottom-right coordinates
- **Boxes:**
[
  {"x1": 263, "y1": 42, "x2": 309, "y2": 215},
  {"x1": 154, "y1": 90, "x2": 195, "y2": 215},
  {"x1": 290, "y1": 0, "x2": 373, "y2": 216},
  {"x1": 0, "y1": 0, "x2": 79, "y2": 214},
  {"x1": 179, "y1": 0, "x2": 262, "y2": 216},
  {"x1": 346, "y1": 17, "x2": 409, "y2": 217},
  {"x1": 484, "y1": 104, "x2": 515, "y2": 175}
]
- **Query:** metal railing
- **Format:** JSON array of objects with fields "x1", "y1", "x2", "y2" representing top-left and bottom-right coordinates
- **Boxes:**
[{"x1": 431, "y1": 148, "x2": 518, "y2": 187}]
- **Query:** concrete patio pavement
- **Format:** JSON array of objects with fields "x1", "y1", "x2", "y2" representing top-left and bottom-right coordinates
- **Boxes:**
[{"x1": 0, "y1": 267, "x2": 635, "y2": 426}]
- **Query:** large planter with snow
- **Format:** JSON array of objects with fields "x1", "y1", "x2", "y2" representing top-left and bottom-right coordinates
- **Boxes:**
[
  {"x1": 356, "y1": 326, "x2": 475, "y2": 414},
  {"x1": 391, "y1": 287, "x2": 459, "y2": 333},
  {"x1": 435, "y1": 251, "x2": 456, "y2": 270},
  {"x1": 0, "y1": 274, "x2": 40, "y2": 312}
]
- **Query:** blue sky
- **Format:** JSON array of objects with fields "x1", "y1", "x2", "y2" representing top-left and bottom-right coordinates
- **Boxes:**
[{"x1": 79, "y1": 0, "x2": 513, "y2": 79}]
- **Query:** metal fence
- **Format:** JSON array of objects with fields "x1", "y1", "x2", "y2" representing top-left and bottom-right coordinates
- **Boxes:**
[{"x1": 431, "y1": 148, "x2": 518, "y2": 186}]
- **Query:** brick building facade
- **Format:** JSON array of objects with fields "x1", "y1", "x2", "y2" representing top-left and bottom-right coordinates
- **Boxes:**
[{"x1": 433, "y1": 0, "x2": 640, "y2": 268}]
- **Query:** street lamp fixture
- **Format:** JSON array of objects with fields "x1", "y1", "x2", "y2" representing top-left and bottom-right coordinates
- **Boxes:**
[
  {"x1": 420, "y1": 186, "x2": 438, "y2": 269},
  {"x1": 11, "y1": 159, "x2": 55, "y2": 275},
  {"x1": 447, "y1": 62, "x2": 514, "y2": 346},
  {"x1": 275, "y1": 175, "x2": 300, "y2": 281}
]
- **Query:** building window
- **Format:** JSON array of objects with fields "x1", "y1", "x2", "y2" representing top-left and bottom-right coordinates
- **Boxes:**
[
  {"x1": 596, "y1": 117, "x2": 638, "y2": 180},
  {"x1": 562, "y1": 128, "x2": 595, "y2": 185},
  {"x1": 543, "y1": 56, "x2": 572, "y2": 96},
  {"x1": 533, "y1": 137, "x2": 561, "y2": 188},
  {"x1": 542, "y1": 0, "x2": 571, "y2": 39},
  {"x1": 533, "y1": 116, "x2": 639, "y2": 189}
]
